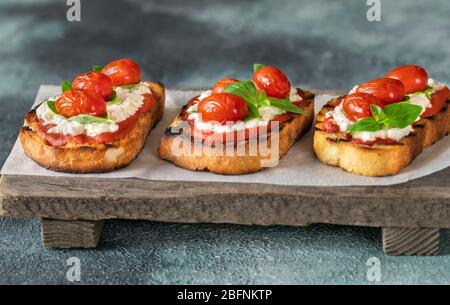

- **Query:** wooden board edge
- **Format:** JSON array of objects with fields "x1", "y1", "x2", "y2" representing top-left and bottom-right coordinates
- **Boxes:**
[
  {"x1": 1, "y1": 173, "x2": 450, "y2": 228},
  {"x1": 382, "y1": 227, "x2": 440, "y2": 256},
  {"x1": 0, "y1": 175, "x2": 7, "y2": 216}
]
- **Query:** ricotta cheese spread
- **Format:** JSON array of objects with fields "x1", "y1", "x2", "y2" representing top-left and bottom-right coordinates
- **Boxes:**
[
  {"x1": 107, "y1": 82, "x2": 150, "y2": 122},
  {"x1": 36, "y1": 82, "x2": 151, "y2": 137},
  {"x1": 408, "y1": 78, "x2": 445, "y2": 114},
  {"x1": 351, "y1": 126, "x2": 414, "y2": 142},
  {"x1": 186, "y1": 87, "x2": 301, "y2": 133}
]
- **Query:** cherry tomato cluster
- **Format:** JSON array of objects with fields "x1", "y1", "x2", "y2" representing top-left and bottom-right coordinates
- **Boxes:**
[
  {"x1": 197, "y1": 65, "x2": 292, "y2": 124},
  {"x1": 339, "y1": 65, "x2": 440, "y2": 123},
  {"x1": 56, "y1": 59, "x2": 141, "y2": 118}
]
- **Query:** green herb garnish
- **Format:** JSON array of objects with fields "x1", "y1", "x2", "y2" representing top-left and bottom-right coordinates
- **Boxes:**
[
  {"x1": 408, "y1": 86, "x2": 433, "y2": 100},
  {"x1": 92, "y1": 65, "x2": 103, "y2": 72},
  {"x1": 68, "y1": 114, "x2": 115, "y2": 125},
  {"x1": 107, "y1": 91, "x2": 120, "y2": 105},
  {"x1": 347, "y1": 103, "x2": 422, "y2": 134},
  {"x1": 253, "y1": 63, "x2": 264, "y2": 72},
  {"x1": 61, "y1": 81, "x2": 72, "y2": 93},
  {"x1": 224, "y1": 80, "x2": 306, "y2": 118},
  {"x1": 268, "y1": 96, "x2": 305, "y2": 114},
  {"x1": 120, "y1": 84, "x2": 137, "y2": 89},
  {"x1": 47, "y1": 100, "x2": 58, "y2": 113}
]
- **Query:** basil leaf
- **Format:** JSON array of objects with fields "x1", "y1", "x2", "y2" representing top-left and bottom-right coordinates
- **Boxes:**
[
  {"x1": 347, "y1": 117, "x2": 380, "y2": 133},
  {"x1": 120, "y1": 84, "x2": 138, "y2": 89},
  {"x1": 259, "y1": 98, "x2": 271, "y2": 107},
  {"x1": 68, "y1": 114, "x2": 115, "y2": 125},
  {"x1": 253, "y1": 63, "x2": 264, "y2": 72},
  {"x1": 370, "y1": 104, "x2": 385, "y2": 122},
  {"x1": 382, "y1": 102, "x2": 422, "y2": 129},
  {"x1": 246, "y1": 101, "x2": 260, "y2": 119},
  {"x1": 224, "y1": 80, "x2": 260, "y2": 117},
  {"x1": 424, "y1": 86, "x2": 433, "y2": 99},
  {"x1": 61, "y1": 81, "x2": 72, "y2": 93},
  {"x1": 424, "y1": 86, "x2": 433, "y2": 94},
  {"x1": 107, "y1": 91, "x2": 120, "y2": 104},
  {"x1": 267, "y1": 97, "x2": 306, "y2": 115},
  {"x1": 409, "y1": 86, "x2": 433, "y2": 100},
  {"x1": 258, "y1": 90, "x2": 267, "y2": 100},
  {"x1": 92, "y1": 65, "x2": 103, "y2": 72},
  {"x1": 224, "y1": 80, "x2": 259, "y2": 103},
  {"x1": 47, "y1": 100, "x2": 58, "y2": 113}
]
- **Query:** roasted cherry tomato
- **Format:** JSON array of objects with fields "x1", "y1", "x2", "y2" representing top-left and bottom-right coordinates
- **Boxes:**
[
  {"x1": 342, "y1": 93, "x2": 384, "y2": 121},
  {"x1": 72, "y1": 71, "x2": 113, "y2": 99},
  {"x1": 139, "y1": 93, "x2": 156, "y2": 113},
  {"x1": 253, "y1": 66, "x2": 291, "y2": 99},
  {"x1": 386, "y1": 65, "x2": 428, "y2": 94},
  {"x1": 356, "y1": 77, "x2": 405, "y2": 105},
  {"x1": 212, "y1": 78, "x2": 239, "y2": 94},
  {"x1": 56, "y1": 89, "x2": 107, "y2": 118},
  {"x1": 197, "y1": 93, "x2": 249, "y2": 124},
  {"x1": 422, "y1": 87, "x2": 450, "y2": 118},
  {"x1": 102, "y1": 58, "x2": 141, "y2": 86},
  {"x1": 322, "y1": 117, "x2": 341, "y2": 133}
]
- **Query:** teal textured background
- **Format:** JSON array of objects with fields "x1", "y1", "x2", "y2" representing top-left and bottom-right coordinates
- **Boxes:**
[{"x1": 0, "y1": 0, "x2": 449, "y2": 284}]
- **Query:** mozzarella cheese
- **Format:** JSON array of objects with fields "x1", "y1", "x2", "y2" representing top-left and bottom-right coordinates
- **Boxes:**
[
  {"x1": 325, "y1": 103, "x2": 352, "y2": 132},
  {"x1": 107, "y1": 82, "x2": 150, "y2": 122},
  {"x1": 352, "y1": 126, "x2": 414, "y2": 142},
  {"x1": 349, "y1": 85, "x2": 359, "y2": 94},
  {"x1": 198, "y1": 90, "x2": 212, "y2": 101},
  {"x1": 186, "y1": 87, "x2": 300, "y2": 132},
  {"x1": 408, "y1": 78, "x2": 446, "y2": 114},
  {"x1": 36, "y1": 82, "x2": 151, "y2": 137},
  {"x1": 289, "y1": 87, "x2": 303, "y2": 102}
]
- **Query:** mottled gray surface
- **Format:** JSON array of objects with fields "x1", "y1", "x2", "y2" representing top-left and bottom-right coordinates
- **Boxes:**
[{"x1": 0, "y1": 0, "x2": 449, "y2": 284}]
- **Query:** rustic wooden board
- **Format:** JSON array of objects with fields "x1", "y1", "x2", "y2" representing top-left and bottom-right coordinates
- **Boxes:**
[
  {"x1": 1, "y1": 170, "x2": 449, "y2": 253},
  {"x1": 1, "y1": 168, "x2": 450, "y2": 228},
  {"x1": 1, "y1": 88, "x2": 449, "y2": 253},
  {"x1": 382, "y1": 227, "x2": 440, "y2": 256},
  {"x1": 41, "y1": 219, "x2": 104, "y2": 248}
]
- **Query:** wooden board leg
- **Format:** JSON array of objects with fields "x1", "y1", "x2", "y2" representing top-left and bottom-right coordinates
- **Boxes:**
[
  {"x1": 382, "y1": 227, "x2": 440, "y2": 256},
  {"x1": 41, "y1": 219, "x2": 104, "y2": 249}
]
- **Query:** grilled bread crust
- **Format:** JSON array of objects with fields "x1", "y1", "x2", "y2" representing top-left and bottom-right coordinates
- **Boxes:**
[
  {"x1": 19, "y1": 82, "x2": 165, "y2": 173},
  {"x1": 158, "y1": 89, "x2": 315, "y2": 175},
  {"x1": 313, "y1": 96, "x2": 450, "y2": 176}
]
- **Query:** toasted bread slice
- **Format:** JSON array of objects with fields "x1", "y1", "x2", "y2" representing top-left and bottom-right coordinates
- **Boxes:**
[
  {"x1": 20, "y1": 82, "x2": 165, "y2": 173},
  {"x1": 313, "y1": 96, "x2": 450, "y2": 176},
  {"x1": 158, "y1": 89, "x2": 315, "y2": 175}
]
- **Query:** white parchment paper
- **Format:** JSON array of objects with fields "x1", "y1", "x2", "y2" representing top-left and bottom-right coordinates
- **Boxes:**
[{"x1": 1, "y1": 85, "x2": 449, "y2": 186}]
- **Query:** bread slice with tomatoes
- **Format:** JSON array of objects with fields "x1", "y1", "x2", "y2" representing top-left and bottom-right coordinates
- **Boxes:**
[
  {"x1": 158, "y1": 64, "x2": 315, "y2": 175},
  {"x1": 313, "y1": 65, "x2": 450, "y2": 177},
  {"x1": 20, "y1": 59, "x2": 165, "y2": 173}
]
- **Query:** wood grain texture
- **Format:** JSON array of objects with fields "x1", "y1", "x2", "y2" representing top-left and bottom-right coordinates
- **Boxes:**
[
  {"x1": 41, "y1": 219, "x2": 104, "y2": 248},
  {"x1": 1, "y1": 167, "x2": 450, "y2": 228},
  {"x1": 382, "y1": 227, "x2": 440, "y2": 256}
]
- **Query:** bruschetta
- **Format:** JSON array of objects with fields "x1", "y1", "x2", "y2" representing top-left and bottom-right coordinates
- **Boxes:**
[
  {"x1": 314, "y1": 65, "x2": 450, "y2": 176},
  {"x1": 159, "y1": 64, "x2": 315, "y2": 175},
  {"x1": 20, "y1": 59, "x2": 165, "y2": 173}
]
